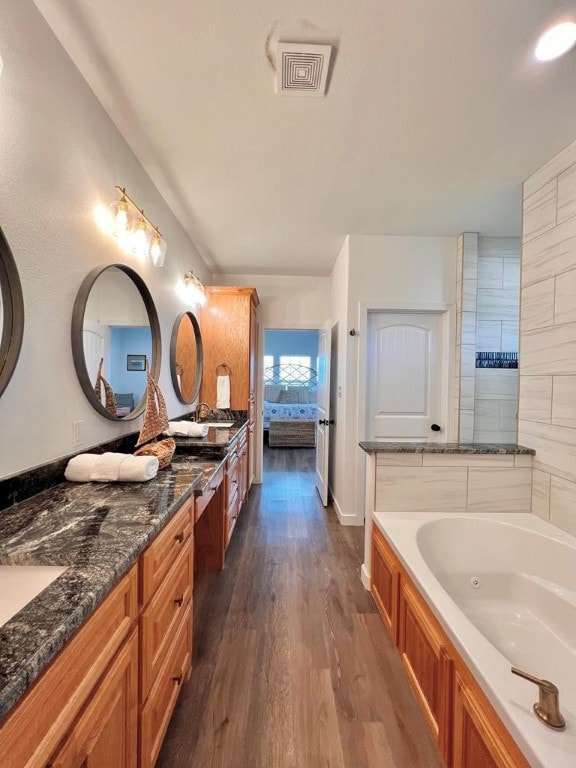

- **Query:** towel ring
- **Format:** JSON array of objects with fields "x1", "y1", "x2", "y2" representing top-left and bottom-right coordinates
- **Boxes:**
[{"x1": 216, "y1": 363, "x2": 231, "y2": 376}]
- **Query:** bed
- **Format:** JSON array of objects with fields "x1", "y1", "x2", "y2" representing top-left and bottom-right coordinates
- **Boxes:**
[{"x1": 263, "y1": 364, "x2": 318, "y2": 447}]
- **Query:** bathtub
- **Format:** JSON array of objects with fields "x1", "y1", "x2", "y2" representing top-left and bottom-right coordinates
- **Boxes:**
[{"x1": 372, "y1": 511, "x2": 576, "y2": 768}]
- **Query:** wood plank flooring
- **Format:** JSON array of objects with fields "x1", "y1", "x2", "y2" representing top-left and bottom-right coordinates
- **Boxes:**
[{"x1": 157, "y1": 447, "x2": 443, "y2": 768}]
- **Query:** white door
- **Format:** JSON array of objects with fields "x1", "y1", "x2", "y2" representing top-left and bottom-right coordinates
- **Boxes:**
[
  {"x1": 367, "y1": 312, "x2": 444, "y2": 441},
  {"x1": 315, "y1": 320, "x2": 332, "y2": 506}
]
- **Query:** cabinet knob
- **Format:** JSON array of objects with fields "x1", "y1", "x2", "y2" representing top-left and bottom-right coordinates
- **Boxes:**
[
  {"x1": 172, "y1": 674, "x2": 183, "y2": 685},
  {"x1": 174, "y1": 532, "x2": 184, "y2": 543},
  {"x1": 431, "y1": 423, "x2": 441, "y2": 432},
  {"x1": 173, "y1": 595, "x2": 184, "y2": 607}
]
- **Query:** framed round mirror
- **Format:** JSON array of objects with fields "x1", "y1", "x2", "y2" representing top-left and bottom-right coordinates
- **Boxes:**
[
  {"x1": 0, "y1": 226, "x2": 24, "y2": 399},
  {"x1": 71, "y1": 264, "x2": 161, "y2": 421},
  {"x1": 170, "y1": 311, "x2": 203, "y2": 404}
]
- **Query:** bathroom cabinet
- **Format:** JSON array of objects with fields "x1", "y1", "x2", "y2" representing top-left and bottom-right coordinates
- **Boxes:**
[
  {"x1": 199, "y1": 286, "x2": 259, "y2": 486},
  {"x1": 371, "y1": 526, "x2": 531, "y2": 768},
  {"x1": 0, "y1": 565, "x2": 139, "y2": 768}
]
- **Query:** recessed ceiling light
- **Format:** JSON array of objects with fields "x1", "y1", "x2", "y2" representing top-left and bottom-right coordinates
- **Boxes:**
[{"x1": 535, "y1": 21, "x2": 576, "y2": 61}]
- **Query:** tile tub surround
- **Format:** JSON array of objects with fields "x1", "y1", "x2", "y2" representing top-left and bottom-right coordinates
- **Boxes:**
[
  {"x1": 360, "y1": 445, "x2": 534, "y2": 590},
  {"x1": 520, "y1": 137, "x2": 576, "y2": 537},
  {"x1": 0, "y1": 454, "x2": 223, "y2": 721}
]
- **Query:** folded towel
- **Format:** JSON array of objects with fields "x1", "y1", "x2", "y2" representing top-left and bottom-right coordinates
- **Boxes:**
[
  {"x1": 65, "y1": 453, "x2": 159, "y2": 483},
  {"x1": 216, "y1": 374, "x2": 230, "y2": 409},
  {"x1": 118, "y1": 454, "x2": 159, "y2": 482},
  {"x1": 164, "y1": 421, "x2": 208, "y2": 438}
]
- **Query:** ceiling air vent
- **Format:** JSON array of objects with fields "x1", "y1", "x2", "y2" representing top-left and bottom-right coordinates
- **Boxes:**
[{"x1": 276, "y1": 42, "x2": 332, "y2": 97}]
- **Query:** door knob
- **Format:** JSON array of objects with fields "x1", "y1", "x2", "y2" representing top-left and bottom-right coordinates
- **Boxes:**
[{"x1": 431, "y1": 424, "x2": 441, "y2": 432}]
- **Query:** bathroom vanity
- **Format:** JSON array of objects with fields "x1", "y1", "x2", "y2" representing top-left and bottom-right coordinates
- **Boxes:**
[{"x1": 0, "y1": 420, "x2": 251, "y2": 768}]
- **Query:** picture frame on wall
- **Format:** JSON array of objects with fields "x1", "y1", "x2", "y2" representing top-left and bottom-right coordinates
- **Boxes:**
[{"x1": 127, "y1": 354, "x2": 147, "y2": 371}]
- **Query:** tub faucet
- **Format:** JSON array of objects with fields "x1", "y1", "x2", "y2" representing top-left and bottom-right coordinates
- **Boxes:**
[{"x1": 511, "y1": 667, "x2": 566, "y2": 730}]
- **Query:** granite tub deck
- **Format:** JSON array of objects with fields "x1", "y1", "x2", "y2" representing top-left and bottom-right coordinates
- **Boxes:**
[
  {"x1": 359, "y1": 441, "x2": 535, "y2": 454},
  {"x1": 0, "y1": 453, "x2": 224, "y2": 721}
]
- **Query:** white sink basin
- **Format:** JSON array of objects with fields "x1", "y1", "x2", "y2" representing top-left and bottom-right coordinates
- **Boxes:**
[
  {"x1": 0, "y1": 565, "x2": 67, "y2": 627},
  {"x1": 200, "y1": 422, "x2": 234, "y2": 428}
]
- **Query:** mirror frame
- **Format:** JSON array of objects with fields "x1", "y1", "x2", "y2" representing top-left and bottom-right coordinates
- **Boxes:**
[
  {"x1": 0, "y1": 226, "x2": 25, "y2": 399},
  {"x1": 170, "y1": 311, "x2": 203, "y2": 404},
  {"x1": 71, "y1": 263, "x2": 161, "y2": 421}
]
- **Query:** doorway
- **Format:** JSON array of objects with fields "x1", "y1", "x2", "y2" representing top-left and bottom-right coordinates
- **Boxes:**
[{"x1": 261, "y1": 328, "x2": 320, "y2": 482}]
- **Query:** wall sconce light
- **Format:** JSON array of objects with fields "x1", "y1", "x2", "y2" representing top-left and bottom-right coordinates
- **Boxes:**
[
  {"x1": 183, "y1": 271, "x2": 207, "y2": 307},
  {"x1": 107, "y1": 186, "x2": 167, "y2": 266}
]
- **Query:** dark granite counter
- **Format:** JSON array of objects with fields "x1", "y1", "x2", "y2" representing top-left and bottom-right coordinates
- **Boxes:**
[
  {"x1": 0, "y1": 453, "x2": 224, "y2": 721},
  {"x1": 174, "y1": 419, "x2": 248, "y2": 453},
  {"x1": 359, "y1": 441, "x2": 535, "y2": 455}
]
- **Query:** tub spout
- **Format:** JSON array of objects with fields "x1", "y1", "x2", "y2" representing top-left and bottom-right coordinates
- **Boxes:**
[{"x1": 511, "y1": 667, "x2": 566, "y2": 730}]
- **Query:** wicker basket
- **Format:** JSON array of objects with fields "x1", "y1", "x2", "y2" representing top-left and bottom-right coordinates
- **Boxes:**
[{"x1": 134, "y1": 437, "x2": 176, "y2": 469}]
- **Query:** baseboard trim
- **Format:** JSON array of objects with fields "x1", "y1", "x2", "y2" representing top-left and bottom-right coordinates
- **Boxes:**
[
  {"x1": 361, "y1": 563, "x2": 371, "y2": 591},
  {"x1": 331, "y1": 494, "x2": 360, "y2": 526}
]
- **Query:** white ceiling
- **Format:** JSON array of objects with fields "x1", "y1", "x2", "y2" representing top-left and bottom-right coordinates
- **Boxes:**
[{"x1": 34, "y1": 0, "x2": 576, "y2": 275}]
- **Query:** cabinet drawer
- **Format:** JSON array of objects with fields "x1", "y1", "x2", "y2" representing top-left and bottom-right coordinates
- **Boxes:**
[
  {"x1": 140, "y1": 608, "x2": 192, "y2": 768},
  {"x1": 0, "y1": 565, "x2": 138, "y2": 768},
  {"x1": 141, "y1": 500, "x2": 193, "y2": 605},
  {"x1": 227, "y1": 458, "x2": 239, "y2": 504},
  {"x1": 195, "y1": 466, "x2": 224, "y2": 523},
  {"x1": 47, "y1": 630, "x2": 138, "y2": 768},
  {"x1": 140, "y1": 544, "x2": 193, "y2": 701},
  {"x1": 226, "y1": 489, "x2": 240, "y2": 547},
  {"x1": 371, "y1": 525, "x2": 400, "y2": 641}
]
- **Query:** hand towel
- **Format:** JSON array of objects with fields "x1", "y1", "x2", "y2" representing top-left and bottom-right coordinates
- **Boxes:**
[
  {"x1": 216, "y1": 374, "x2": 230, "y2": 409},
  {"x1": 64, "y1": 453, "x2": 98, "y2": 482},
  {"x1": 65, "y1": 453, "x2": 159, "y2": 483},
  {"x1": 165, "y1": 421, "x2": 191, "y2": 436},
  {"x1": 117, "y1": 455, "x2": 159, "y2": 482},
  {"x1": 187, "y1": 422, "x2": 209, "y2": 438},
  {"x1": 91, "y1": 452, "x2": 126, "y2": 482}
]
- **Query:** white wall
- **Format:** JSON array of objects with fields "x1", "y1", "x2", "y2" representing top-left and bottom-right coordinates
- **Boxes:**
[
  {"x1": 330, "y1": 235, "x2": 457, "y2": 525},
  {"x1": 0, "y1": 1, "x2": 208, "y2": 480}
]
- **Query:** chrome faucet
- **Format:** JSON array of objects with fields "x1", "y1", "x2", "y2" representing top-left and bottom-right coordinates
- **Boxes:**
[
  {"x1": 511, "y1": 667, "x2": 566, "y2": 730},
  {"x1": 195, "y1": 402, "x2": 210, "y2": 422}
]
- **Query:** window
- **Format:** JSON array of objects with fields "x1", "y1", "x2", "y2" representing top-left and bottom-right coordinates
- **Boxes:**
[
  {"x1": 263, "y1": 355, "x2": 274, "y2": 383},
  {"x1": 279, "y1": 355, "x2": 312, "y2": 383}
]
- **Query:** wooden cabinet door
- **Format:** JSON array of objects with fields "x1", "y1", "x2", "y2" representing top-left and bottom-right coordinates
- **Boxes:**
[
  {"x1": 398, "y1": 579, "x2": 452, "y2": 761},
  {"x1": 371, "y1": 526, "x2": 399, "y2": 640},
  {"x1": 48, "y1": 631, "x2": 138, "y2": 768},
  {"x1": 453, "y1": 673, "x2": 530, "y2": 768}
]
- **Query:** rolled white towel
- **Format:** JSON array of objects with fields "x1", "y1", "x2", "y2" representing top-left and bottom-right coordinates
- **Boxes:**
[
  {"x1": 187, "y1": 422, "x2": 208, "y2": 438},
  {"x1": 91, "y1": 452, "x2": 126, "y2": 482},
  {"x1": 65, "y1": 453, "x2": 98, "y2": 482},
  {"x1": 165, "y1": 421, "x2": 191, "y2": 437},
  {"x1": 118, "y1": 455, "x2": 159, "y2": 482}
]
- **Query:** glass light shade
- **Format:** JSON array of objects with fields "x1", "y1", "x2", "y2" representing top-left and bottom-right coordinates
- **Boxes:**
[
  {"x1": 110, "y1": 198, "x2": 131, "y2": 236},
  {"x1": 535, "y1": 21, "x2": 576, "y2": 60},
  {"x1": 130, "y1": 217, "x2": 150, "y2": 260},
  {"x1": 149, "y1": 233, "x2": 167, "y2": 267},
  {"x1": 184, "y1": 272, "x2": 207, "y2": 307}
]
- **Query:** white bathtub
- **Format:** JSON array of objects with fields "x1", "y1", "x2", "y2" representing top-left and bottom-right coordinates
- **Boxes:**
[{"x1": 372, "y1": 511, "x2": 576, "y2": 768}]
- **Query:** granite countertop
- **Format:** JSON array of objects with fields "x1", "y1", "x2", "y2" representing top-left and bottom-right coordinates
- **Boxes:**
[
  {"x1": 0, "y1": 452, "x2": 225, "y2": 721},
  {"x1": 174, "y1": 419, "x2": 248, "y2": 452},
  {"x1": 359, "y1": 441, "x2": 535, "y2": 454}
]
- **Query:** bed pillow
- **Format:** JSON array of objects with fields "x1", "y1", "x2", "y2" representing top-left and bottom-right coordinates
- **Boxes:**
[
  {"x1": 264, "y1": 384, "x2": 285, "y2": 403},
  {"x1": 279, "y1": 387, "x2": 300, "y2": 404}
]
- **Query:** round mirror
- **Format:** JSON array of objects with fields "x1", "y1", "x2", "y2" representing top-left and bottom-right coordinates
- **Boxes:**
[
  {"x1": 170, "y1": 311, "x2": 203, "y2": 404},
  {"x1": 0, "y1": 226, "x2": 24, "y2": 398},
  {"x1": 71, "y1": 264, "x2": 160, "y2": 421}
]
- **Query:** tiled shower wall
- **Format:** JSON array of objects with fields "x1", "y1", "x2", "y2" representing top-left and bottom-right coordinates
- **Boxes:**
[
  {"x1": 456, "y1": 234, "x2": 520, "y2": 443},
  {"x1": 474, "y1": 238, "x2": 520, "y2": 443},
  {"x1": 519, "y1": 139, "x2": 576, "y2": 537}
]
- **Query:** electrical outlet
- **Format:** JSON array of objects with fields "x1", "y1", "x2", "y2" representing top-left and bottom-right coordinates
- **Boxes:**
[{"x1": 73, "y1": 420, "x2": 84, "y2": 448}]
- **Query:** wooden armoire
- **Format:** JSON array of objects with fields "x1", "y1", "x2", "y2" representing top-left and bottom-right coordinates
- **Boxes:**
[{"x1": 199, "y1": 286, "x2": 259, "y2": 485}]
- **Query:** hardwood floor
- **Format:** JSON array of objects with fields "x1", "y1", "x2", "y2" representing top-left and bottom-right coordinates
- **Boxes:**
[{"x1": 156, "y1": 447, "x2": 443, "y2": 768}]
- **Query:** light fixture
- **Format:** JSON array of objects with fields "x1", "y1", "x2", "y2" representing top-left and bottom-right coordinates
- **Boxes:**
[
  {"x1": 183, "y1": 271, "x2": 207, "y2": 307},
  {"x1": 535, "y1": 21, "x2": 576, "y2": 61},
  {"x1": 103, "y1": 187, "x2": 167, "y2": 266}
]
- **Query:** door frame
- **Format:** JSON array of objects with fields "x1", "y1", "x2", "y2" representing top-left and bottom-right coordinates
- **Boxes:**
[
  {"x1": 355, "y1": 301, "x2": 456, "y2": 588},
  {"x1": 255, "y1": 322, "x2": 323, "y2": 485}
]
